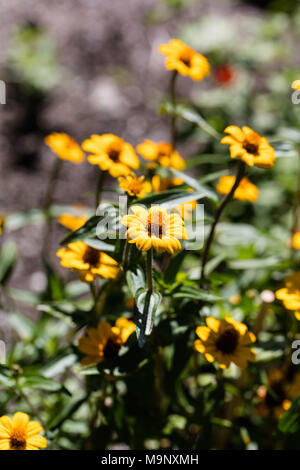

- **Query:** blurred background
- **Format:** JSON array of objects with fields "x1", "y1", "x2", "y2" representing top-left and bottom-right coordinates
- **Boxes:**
[{"x1": 1, "y1": 0, "x2": 300, "y2": 297}]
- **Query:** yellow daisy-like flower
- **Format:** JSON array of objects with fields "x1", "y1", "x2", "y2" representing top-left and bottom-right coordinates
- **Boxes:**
[
  {"x1": 119, "y1": 174, "x2": 152, "y2": 198},
  {"x1": 158, "y1": 39, "x2": 210, "y2": 81},
  {"x1": 58, "y1": 214, "x2": 88, "y2": 231},
  {"x1": 137, "y1": 140, "x2": 186, "y2": 170},
  {"x1": 291, "y1": 232, "x2": 300, "y2": 250},
  {"x1": 0, "y1": 412, "x2": 47, "y2": 450},
  {"x1": 276, "y1": 272, "x2": 300, "y2": 320},
  {"x1": 151, "y1": 175, "x2": 196, "y2": 219},
  {"x1": 216, "y1": 175, "x2": 259, "y2": 203},
  {"x1": 292, "y1": 79, "x2": 300, "y2": 91},
  {"x1": 78, "y1": 318, "x2": 135, "y2": 366},
  {"x1": 256, "y1": 369, "x2": 300, "y2": 419},
  {"x1": 221, "y1": 126, "x2": 275, "y2": 169},
  {"x1": 121, "y1": 205, "x2": 188, "y2": 254},
  {"x1": 82, "y1": 134, "x2": 139, "y2": 177},
  {"x1": 194, "y1": 316, "x2": 256, "y2": 369},
  {"x1": 45, "y1": 132, "x2": 84, "y2": 163},
  {"x1": 57, "y1": 242, "x2": 119, "y2": 283}
]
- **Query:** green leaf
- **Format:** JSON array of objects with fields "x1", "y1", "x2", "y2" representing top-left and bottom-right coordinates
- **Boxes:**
[
  {"x1": 0, "y1": 240, "x2": 17, "y2": 285},
  {"x1": 278, "y1": 395, "x2": 300, "y2": 434},
  {"x1": 5, "y1": 209, "x2": 46, "y2": 232},
  {"x1": 8, "y1": 311, "x2": 36, "y2": 340},
  {"x1": 40, "y1": 350, "x2": 77, "y2": 378},
  {"x1": 18, "y1": 374, "x2": 70, "y2": 394},
  {"x1": 133, "y1": 189, "x2": 206, "y2": 209},
  {"x1": 169, "y1": 169, "x2": 219, "y2": 204},
  {"x1": 44, "y1": 260, "x2": 64, "y2": 301},
  {"x1": 164, "y1": 250, "x2": 187, "y2": 284},
  {"x1": 48, "y1": 396, "x2": 87, "y2": 430},
  {"x1": 38, "y1": 301, "x2": 91, "y2": 327},
  {"x1": 0, "y1": 366, "x2": 14, "y2": 387},
  {"x1": 60, "y1": 215, "x2": 101, "y2": 244},
  {"x1": 134, "y1": 289, "x2": 161, "y2": 347},
  {"x1": 84, "y1": 238, "x2": 115, "y2": 252},
  {"x1": 228, "y1": 257, "x2": 282, "y2": 270},
  {"x1": 161, "y1": 103, "x2": 221, "y2": 140},
  {"x1": 126, "y1": 268, "x2": 146, "y2": 298},
  {"x1": 173, "y1": 285, "x2": 222, "y2": 301}
]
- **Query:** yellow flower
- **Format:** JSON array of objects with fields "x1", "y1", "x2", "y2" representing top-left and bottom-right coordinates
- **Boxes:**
[
  {"x1": 151, "y1": 175, "x2": 183, "y2": 192},
  {"x1": 57, "y1": 242, "x2": 119, "y2": 283},
  {"x1": 292, "y1": 79, "x2": 300, "y2": 91},
  {"x1": 119, "y1": 174, "x2": 152, "y2": 198},
  {"x1": 291, "y1": 232, "x2": 300, "y2": 250},
  {"x1": 158, "y1": 39, "x2": 210, "y2": 81},
  {"x1": 78, "y1": 318, "x2": 135, "y2": 366},
  {"x1": 221, "y1": 126, "x2": 275, "y2": 169},
  {"x1": 0, "y1": 412, "x2": 47, "y2": 450},
  {"x1": 151, "y1": 175, "x2": 196, "y2": 219},
  {"x1": 45, "y1": 132, "x2": 84, "y2": 163},
  {"x1": 194, "y1": 316, "x2": 256, "y2": 369},
  {"x1": 256, "y1": 369, "x2": 300, "y2": 419},
  {"x1": 0, "y1": 216, "x2": 5, "y2": 235},
  {"x1": 82, "y1": 134, "x2": 139, "y2": 177},
  {"x1": 276, "y1": 272, "x2": 300, "y2": 320},
  {"x1": 58, "y1": 214, "x2": 88, "y2": 231},
  {"x1": 136, "y1": 140, "x2": 186, "y2": 170},
  {"x1": 216, "y1": 175, "x2": 259, "y2": 202},
  {"x1": 121, "y1": 205, "x2": 188, "y2": 254}
]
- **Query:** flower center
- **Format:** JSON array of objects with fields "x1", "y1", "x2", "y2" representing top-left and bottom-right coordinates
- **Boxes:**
[
  {"x1": 147, "y1": 212, "x2": 165, "y2": 238},
  {"x1": 180, "y1": 50, "x2": 193, "y2": 67},
  {"x1": 243, "y1": 137, "x2": 259, "y2": 155},
  {"x1": 128, "y1": 180, "x2": 142, "y2": 195},
  {"x1": 215, "y1": 327, "x2": 239, "y2": 354},
  {"x1": 108, "y1": 144, "x2": 121, "y2": 162},
  {"x1": 83, "y1": 246, "x2": 100, "y2": 267},
  {"x1": 103, "y1": 338, "x2": 121, "y2": 360},
  {"x1": 10, "y1": 430, "x2": 26, "y2": 450}
]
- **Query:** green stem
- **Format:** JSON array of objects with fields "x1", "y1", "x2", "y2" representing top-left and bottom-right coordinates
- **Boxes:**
[
  {"x1": 96, "y1": 171, "x2": 106, "y2": 210},
  {"x1": 146, "y1": 248, "x2": 153, "y2": 293},
  {"x1": 122, "y1": 240, "x2": 130, "y2": 270},
  {"x1": 170, "y1": 71, "x2": 178, "y2": 149},
  {"x1": 18, "y1": 388, "x2": 48, "y2": 433},
  {"x1": 200, "y1": 161, "x2": 246, "y2": 285},
  {"x1": 89, "y1": 282, "x2": 97, "y2": 309}
]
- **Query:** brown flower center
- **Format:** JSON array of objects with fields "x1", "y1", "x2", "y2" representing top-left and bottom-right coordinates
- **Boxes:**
[
  {"x1": 83, "y1": 246, "x2": 100, "y2": 267},
  {"x1": 10, "y1": 430, "x2": 26, "y2": 450},
  {"x1": 215, "y1": 327, "x2": 239, "y2": 354},
  {"x1": 148, "y1": 212, "x2": 165, "y2": 238},
  {"x1": 243, "y1": 138, "x2": 259, "y2": 155},
  {"x1": 180, "y1": 50, "x2": 193, "y2": 67},
  {"x1": 103, "y1": 338, "x2": 121, "y2": 360},
  {"x1": 108, "y1": 144, "x2": 121, "y2": 162}
]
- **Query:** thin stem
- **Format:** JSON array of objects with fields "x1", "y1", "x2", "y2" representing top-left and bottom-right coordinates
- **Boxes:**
[
  {"x1": 42, "y1": 158, "x2": 62, "y2": 258},
  {"x1": 200, "y1": 161, "x2": 246, "y2": 285},
  {"x1": 95, "y1": 171, "x2": 106, "y2": 210},
  {"x1": 122, "y1": 240, "x2": 130, "y2": 270},
  {"x1": 18, "y1": 388, "x2": 48, "y2": 433},
  {"x1": 146, "y1": 248, "x2": 153, "y2": 293},
  {"x1": 291, "y1": 151, "x2": 300, "y2": 261},
  {"x1": 89, "y1": 282, "x2": 97, "y2": 308},
  {"x1": 170, "y1": 71, "x2": 178, "y2": 149}
]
